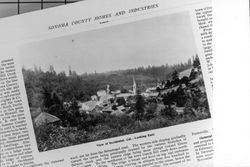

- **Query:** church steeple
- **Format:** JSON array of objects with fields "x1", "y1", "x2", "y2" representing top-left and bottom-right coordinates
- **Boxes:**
[
  {"x1": 107, "y1": 84, "x2": 110, "y2": 94},
  {"x1": 133, "y1": 76, "x2": 137, "y2": 95}
]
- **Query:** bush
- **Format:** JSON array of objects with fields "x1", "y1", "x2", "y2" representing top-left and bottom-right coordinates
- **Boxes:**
[
  {"x1": 160, "y1": 106, "x2": 177, "y2": 118},
  {"x1": 105, "y1": 114, "x2": 134, "y2": 130},
  {"x1": 144, "y1": 103, "x2": 157, "y2": 120}
]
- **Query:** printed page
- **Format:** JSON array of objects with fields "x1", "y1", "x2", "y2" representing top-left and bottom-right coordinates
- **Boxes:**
[{"x1": 0, "y1": 0, "x2": 213, "y2": 166}]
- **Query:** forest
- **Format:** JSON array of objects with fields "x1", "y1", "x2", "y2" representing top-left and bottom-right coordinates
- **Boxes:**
[{"x1": 23, "y1": 57, "x2": 193, "y2": 107}]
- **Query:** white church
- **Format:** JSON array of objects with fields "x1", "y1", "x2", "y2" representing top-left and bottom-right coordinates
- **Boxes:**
[{"x1": 79, "y1": 76, "x2": 137, "y2": 113}]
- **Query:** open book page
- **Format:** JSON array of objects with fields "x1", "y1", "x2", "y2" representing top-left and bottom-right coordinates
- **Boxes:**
[{"x1": 0, "y1": 0, "x2": 213, "y2": 166}]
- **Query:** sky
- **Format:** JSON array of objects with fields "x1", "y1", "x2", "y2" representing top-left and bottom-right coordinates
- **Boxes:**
[{"x1": 19, "y1": 12, "x2": 197, "y2": 75}]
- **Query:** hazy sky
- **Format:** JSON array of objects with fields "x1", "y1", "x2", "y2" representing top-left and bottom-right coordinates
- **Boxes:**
[{"x1": 19, "y1": 12, "x2": 197, "y2": 74}]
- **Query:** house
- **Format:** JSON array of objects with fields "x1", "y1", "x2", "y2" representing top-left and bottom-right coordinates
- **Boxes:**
[
  {"x1": 34, "y1": 112, "x2": 60, "y2": 127},
  {"x1": 146, "y1": 87, "x2": 157, "y2": 93},
  {"x1": 117, "y1": 105, "x2": 125, "y2": 112},
  {"x1": 111, "y1": 90, "x2": 121, "y2": 94},
  {"x1": 100, "y1": 94, "x2": 114, "y2": 104},
  {"x1": 111, "y1": 109, "x2": 124, "y2": 116},
  {"x1": 92, "y1": 105, "x2": 103, "y2": 114},
  {"x1": 80, "y1": 100, "x2": 98, "y2": 113},
  {"x1": 97, "y1": 87, "x2": 114, "y2": 103},
  {"x1": 97, "y1": 90, "x2": 106, "y2": 97},
  {"x1": 91, "y1": 95, "x2": 98, "y2": 101},
  {"x1": 175, "y1": 107, "x2": 185, "y2": 115},
  {"x1": 102, "y1": 106, "x2": 114, "y2": 114},
  {"x1": 142, "y1": 91, "x2": 159, "y2": 98}
]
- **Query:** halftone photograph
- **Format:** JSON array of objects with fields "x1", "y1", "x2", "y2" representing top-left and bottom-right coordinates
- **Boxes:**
[{"x1": 19, "y1": 12, "x2": 211, "y2": 152}]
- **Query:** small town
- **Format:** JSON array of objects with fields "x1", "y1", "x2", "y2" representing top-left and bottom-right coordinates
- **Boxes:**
[
  {"x1": 68, "y1": 66, "x2": 205, "y2": 120},
  {"x1": 23, "y1": 55, "x2": 210, "y2": 151}
]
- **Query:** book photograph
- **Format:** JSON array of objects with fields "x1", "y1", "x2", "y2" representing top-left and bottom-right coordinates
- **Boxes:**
[{"x1": 19, "y1": 12, "x2": 211, "y2": 152}]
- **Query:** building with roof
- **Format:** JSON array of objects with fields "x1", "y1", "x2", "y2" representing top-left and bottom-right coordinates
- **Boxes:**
[
  {"x1": 34, "y1": 112, "x2": 60, "y2": 127},
  {"x1": 80, "y1": 100, "x2": 99, "y2": 113},
  {"x1": 97, "y1": 85, "x2": 114, "y2": 103},
  {"x1": 142, "y1": 91, "x2": 159, "y2": 98}
]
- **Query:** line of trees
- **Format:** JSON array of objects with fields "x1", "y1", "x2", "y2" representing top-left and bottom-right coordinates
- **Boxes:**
[{"x1": 23, "y1": 57, "x2": 195, "y2": 111}]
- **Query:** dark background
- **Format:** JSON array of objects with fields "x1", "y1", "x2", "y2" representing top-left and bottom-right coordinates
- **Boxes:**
[{"x1": 0, "y1": 0, "x2": 83, "y2": 18}]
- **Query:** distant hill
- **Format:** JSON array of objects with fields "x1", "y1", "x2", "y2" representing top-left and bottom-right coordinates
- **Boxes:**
[{"x1": 22, "y1": 58, "x2": 193, "y2": 107}]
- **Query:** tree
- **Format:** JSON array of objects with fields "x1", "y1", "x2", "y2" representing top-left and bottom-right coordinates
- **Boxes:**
[
  {"x1": 172, "y1": 70, "x2": 179, "y2": 81},
  {"x1": 180, "y1": 76, "x2": 189, "y2": 86},
  {"x1": 48, "y1": 65, "x2": 56, "y2": 74},
  {"x1": 176, "y1": 85, "x2": 187, "y2": 107},
  {"x1": 51, "y1": 91, "x2": 62, "y2": 105},
  {"x1": 145, "y1": 103, "x2": 157, "y2": 120},
  {"x1": 163, "y1": 93, "x2": 175, "y2": 107},
  {"x1": 172, "y1": 78, "x2": 180, "y2": 86},
  {"x1": 43, "y1": 87, "x2": 53, "y2": 108},
  {"x1": 116, "y1": 97, "x2": 126, "y2": 106},
  {"x1": 165, "y1": 80, "x2": 171, "y2": 88},
  {"x1": 66, "y1": 97, "x2": 81, "y2": 127},
  {"x1": 193, "y1": 54, "x2": 200, "y2": 68},
  {"x1": 121, "y1": 88, "x2": 129, "y2": 93},
  {"x1": 135, "y1": 94, "x2": 145, "y2": 120}
]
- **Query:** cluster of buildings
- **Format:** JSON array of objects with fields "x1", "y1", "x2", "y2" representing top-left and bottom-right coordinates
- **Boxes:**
[
  {"x1": 32, "y1": 66, "x2": 204, "y2": 127},
  {"x1": 77, "y1": 67, "x2": 200, "y2": 116},
  {"x1": 78, "y1": 76, "x2": 138, "y2": 116}
]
